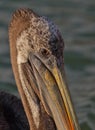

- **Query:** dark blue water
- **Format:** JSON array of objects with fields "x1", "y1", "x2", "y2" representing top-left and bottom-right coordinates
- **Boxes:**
[{"x1": 0, "y1": 0, "x2": 95, "y2": 129}]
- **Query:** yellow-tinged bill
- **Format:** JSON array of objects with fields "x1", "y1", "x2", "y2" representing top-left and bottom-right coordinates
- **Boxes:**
[{"x1": 29, "y1": 53, "x2": 81, "y2": 130}]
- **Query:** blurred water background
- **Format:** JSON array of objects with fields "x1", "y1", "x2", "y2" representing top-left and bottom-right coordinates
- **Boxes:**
[{"x1": 0, "y1": 0, "x2": 95, "y2": 129}]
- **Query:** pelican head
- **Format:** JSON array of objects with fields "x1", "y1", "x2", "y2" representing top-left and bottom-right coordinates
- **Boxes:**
[{"x1": 9, "y1": 9, "x2": 80, "y2": 130}]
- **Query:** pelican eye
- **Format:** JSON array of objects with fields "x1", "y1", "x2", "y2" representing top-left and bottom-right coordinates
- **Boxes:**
[{"x1": 40, "y1": 48, "x2": 50, "y2": 58}]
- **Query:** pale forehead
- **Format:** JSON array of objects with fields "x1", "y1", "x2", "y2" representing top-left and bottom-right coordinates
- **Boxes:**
[
  {"x1": 29, "y1": 16, "x2": 59, "y2": 42},
  {"x1": 16, "y1": 16, "x2": 60, "y2": 64}
]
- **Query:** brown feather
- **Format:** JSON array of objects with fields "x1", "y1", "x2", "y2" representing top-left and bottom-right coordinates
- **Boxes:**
[{"x1": 9, "y1": 9, "x2": 57, "y2": 130}]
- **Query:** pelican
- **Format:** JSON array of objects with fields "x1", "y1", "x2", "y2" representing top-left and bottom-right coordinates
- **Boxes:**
[{"x1": 8, "y1": 8, "x2": 81, "y2": 130}]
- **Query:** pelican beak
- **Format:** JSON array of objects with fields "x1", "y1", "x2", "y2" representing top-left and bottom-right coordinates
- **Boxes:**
[{"x1": 28, "y1": 53, "x2": 81, "y2": 130}]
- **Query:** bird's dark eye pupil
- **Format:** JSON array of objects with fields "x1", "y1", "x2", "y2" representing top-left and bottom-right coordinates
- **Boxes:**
[{"x1": 40, "y1": 48, "x2": 50, "y2": 57}]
